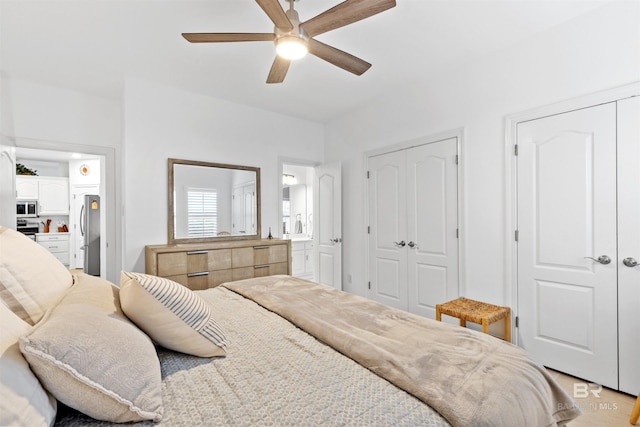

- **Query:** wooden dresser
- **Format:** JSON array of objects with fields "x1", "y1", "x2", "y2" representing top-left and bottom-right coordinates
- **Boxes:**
[{"x1": 145, "y1": 239, "x2": 291, "y2": 290}]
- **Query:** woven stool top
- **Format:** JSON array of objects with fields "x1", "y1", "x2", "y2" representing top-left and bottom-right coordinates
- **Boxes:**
[{"x1": 438, "y1": 297, "x2": 510, "y2": 324}]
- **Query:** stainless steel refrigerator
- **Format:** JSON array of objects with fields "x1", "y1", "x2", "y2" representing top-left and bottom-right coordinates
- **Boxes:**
[{"x1": 81, "y1": 195, "x2": 100, "y2": 276}]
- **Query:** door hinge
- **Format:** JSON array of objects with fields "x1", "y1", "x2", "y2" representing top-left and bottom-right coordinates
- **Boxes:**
[
  {"x1": 514, "y1": 144, "x2": 519, "y2": 156},
  {"x1": 456, "y1": 228, "x2": 459, "y2": 238},
  {"x1": 515, "y1": 230, "x2": 519, "y2": 241},
  {"x1": 366, "y1": 170, "x2": 370, "y2": 179},
  {"x1": 368, "y1": 281, "x2": 371, "y2": 290},
  {"x1": 455, "y1": 154, "x2": 459, "y2": 165},
  {"x1": 367, "y1": 226, "x2": 370, "y2": 234},
  {"x1": 515, "y1": 316, "x2": 519, "y2": 328}
]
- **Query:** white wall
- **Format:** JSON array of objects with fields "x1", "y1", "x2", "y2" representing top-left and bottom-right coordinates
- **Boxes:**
[
  {"x1": 123, "y1": 78, "x2": 324, "y2": 272},
  {"x1": 325, "y1": 1, "x2": 640, "y2": 304},
  {"x1": 2, "y1": 79, "x2": 121, "y2": 148}
]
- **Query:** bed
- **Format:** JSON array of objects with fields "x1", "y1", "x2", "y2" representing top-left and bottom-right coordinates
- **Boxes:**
[{"x1": 0, "y1": 226, "x2": 581, "y2": 427}]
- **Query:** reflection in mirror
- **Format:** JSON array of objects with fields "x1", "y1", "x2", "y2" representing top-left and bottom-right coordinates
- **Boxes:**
[
  {"x1": 168, "y1": 159, "x2": 260, "y2": 244},
  {"x1": 283, "y1": 184, "x2": 307, "y2": 237}
]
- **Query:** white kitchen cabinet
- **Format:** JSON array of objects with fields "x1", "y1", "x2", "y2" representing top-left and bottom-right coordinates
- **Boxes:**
[
  {"x1": 15, "y1": 176, "x2": 70, "y2": 215},
  {"x1": 36, "y1": 233, "x2": 70, "y2": 266},
  {"x1": 38, "y1": 178, "x2": 69, "y2": 215},
  {"x1": 291, "y1": 240, "x2": 314, "y2": 280},
  {"x1": 16, "y1": 176, "x2": 39, "y2": 199}
]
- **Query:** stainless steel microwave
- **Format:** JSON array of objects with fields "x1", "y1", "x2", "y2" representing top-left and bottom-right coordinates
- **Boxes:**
[{"x1": 17, "y1": 200, "x2": 38, "y2": 218}]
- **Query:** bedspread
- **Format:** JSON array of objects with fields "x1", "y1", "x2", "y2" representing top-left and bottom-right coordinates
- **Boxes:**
[
  {"x1": 55, "y1": 283, "x2": 449, "y2": 426},
  {"x1": 223, "y1": 275, "x2": 581, "y2": 427}
]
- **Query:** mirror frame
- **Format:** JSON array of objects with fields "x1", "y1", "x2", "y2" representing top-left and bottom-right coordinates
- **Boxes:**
[{"x1": 168, "y1": 158, "x2": 261, "y2": 244}]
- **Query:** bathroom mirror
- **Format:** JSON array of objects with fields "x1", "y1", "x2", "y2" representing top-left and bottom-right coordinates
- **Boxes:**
[
  {"x1": 283, "y1": 184, "x2": 307, "y2": 237},
  {"x1": 168, "y1": 158, "x2": 260, "y2": 244}
]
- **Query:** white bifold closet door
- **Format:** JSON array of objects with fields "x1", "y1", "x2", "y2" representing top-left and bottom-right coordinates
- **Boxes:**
[
  {"x1": 368, "y1": 138, "x2": 459, "y2": 318},
  {"x1": 617, "y1": 96, "x2": 640, "y2": 396},
  {"x1": 517, "y1": 96, "x2": 639, "y2": 394}
]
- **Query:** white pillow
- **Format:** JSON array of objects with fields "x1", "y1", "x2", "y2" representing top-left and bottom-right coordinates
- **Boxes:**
[
  {"x1": 0, "y1": 302, "x2": 57, "y2": 427},
  {"x1": 20, "y1": 273, "x2": 163, "y2": 423},
  {"x1": 120, "y1": 272, "x2": 227, "y2": 357},
  {"x1": 0, "y1": 226, "x2": 72, "y2": 325}
]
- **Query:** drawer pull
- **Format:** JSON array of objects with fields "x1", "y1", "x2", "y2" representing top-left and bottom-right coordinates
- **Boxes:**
[
  {"x1": 254, "y1": 265, "x2": 269, "y2": 269},
  {"x1": 187, "y1": 272, "x2": 209, "y2": 277},
  {"x1": 253, "y1": 246, "x2": 270, "y2": 249},
  {"x1": 49, "y1": 246, "x2": 58, "y2": 249},
  {"x1": 187, "y1": 250, "x2": 209, "y2": 255}
]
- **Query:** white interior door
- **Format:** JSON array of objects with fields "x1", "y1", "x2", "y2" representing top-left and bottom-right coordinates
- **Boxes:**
[
  {"x1": 407, "y1": 139, "x2": 459, "y2": 318},
  {"x1": 0, "y1": 143, "x2": 16, "y2": 227},
  {"x1": 313, "y1": 162, "x2": 342, "y2": 289},
  {"x1": 368, "y1": 150, "x2": 408, "y2": 310},
  {"x1": 232, "y1": 186, "x2": 243, "y2": 234},
  {"x1": 617, "y1": 96, "x2": 640, "y2": 395},
  {"x1": 70, "y1": 185, "x2": 99, "y2": 269},
  {"x1": 517, "y1": 103, "x2": 618, "y2": 388},
  {"x1": 244, "y1": 184, "x2": 256, "y2": 234}
]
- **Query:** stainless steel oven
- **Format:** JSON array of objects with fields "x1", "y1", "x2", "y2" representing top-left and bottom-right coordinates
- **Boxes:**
[
  {"x1": 17, "y1": 200, "x2": 38, "y2": 218},
  {"x1": 17, "y1": 219, "x2": 39, "y2": 240}
]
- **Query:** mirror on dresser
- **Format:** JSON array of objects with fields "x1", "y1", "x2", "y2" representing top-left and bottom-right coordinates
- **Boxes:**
[{"x1": 168, "y1": 158, "x2": 261, "y2": 244}]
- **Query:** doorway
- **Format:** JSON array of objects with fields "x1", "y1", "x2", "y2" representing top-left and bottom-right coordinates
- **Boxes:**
[
  {"x1": 5, "y1": 138, "x2": 120, "y2": 283},
  {"x1": 14, "y1": 148, "x2": 106, "y2": 277},
  {"x1": 279, "y1": 160, "x2": 343, "y2": 289}
]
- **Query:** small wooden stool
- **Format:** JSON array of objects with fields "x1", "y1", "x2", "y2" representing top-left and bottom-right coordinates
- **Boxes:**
[
  {"x1": 631, "y1": 394, "x2": 640, "y2": 425},
  {"x1": 436, "y1": 297, "x2": 511, "y2": 342}
]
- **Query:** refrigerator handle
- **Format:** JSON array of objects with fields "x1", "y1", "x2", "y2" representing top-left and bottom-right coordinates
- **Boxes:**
[{"x1": 80, "y1": 204, "x2": 85, "y2": 237}]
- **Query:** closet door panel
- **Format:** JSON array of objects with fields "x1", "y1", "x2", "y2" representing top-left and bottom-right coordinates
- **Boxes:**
[
  {"x1": 517, "y1": 102, "x2": 618, "y2": 388},
  {"x1": 368, "y1": 151, "x2": 408, "y2": 310},
  {"x1": 617, "y1": 96, "x2": 640, "y2": 395},
  {"x1": 407, "y1": 139, "x2": 459, "y2": 318}
]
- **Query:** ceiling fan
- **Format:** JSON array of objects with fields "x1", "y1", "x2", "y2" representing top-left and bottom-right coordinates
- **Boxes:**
[{"x1": 182, "y1": 0, "x2": 397, "y2": 84}]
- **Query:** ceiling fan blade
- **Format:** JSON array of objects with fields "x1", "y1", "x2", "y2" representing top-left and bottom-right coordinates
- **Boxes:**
[
  {"x1": 307, "y1": 38, "x2": 371, "y2": 76},
  {"x1": 301, "y1": 0, "x2": 396, "y2": 37},
  {"x1": 266, "y1": 56, "x2": 291, "y2": 84},
  {"x1": 256, "y1": 0, "x2": 293, "y2": 32},
  {"x1": 182, "y1": 33, "x2": 275, "y2": 43}
]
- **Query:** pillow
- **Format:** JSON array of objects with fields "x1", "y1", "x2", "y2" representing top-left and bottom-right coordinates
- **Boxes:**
[
  {"x1": 120, "y1": 271, "x2": 227, "y2": 357},
  {"x1": 0, "y1": 302, "x2": 57, "y2": 427},
  {"x1": 0, "y1": 226, "x2": 73, "y2": 325},
  {"x1": 19, "y1": 273, "x2": 163, "y2": 423}
]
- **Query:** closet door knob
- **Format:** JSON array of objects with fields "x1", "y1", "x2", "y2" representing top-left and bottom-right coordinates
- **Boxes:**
[
  {"x1": 584, "y1": 255, "x2": 611, "y2": 265},
  {"x1": 623, "y1": 257, "x2": 638, "y2": 267},
  {"x1": 407, "y1": 241, "x2": 419, "y2": 249},
  {"x1": 393, "y1": 241, "x2": 406, "y2": 248}
]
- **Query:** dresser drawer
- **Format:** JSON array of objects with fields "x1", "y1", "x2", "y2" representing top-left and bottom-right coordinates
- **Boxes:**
[
  {"x1": 37, "y1": 234, "x2": 70, "y2": 243},
  {"x1": 157, "y1": 252, "x2": 187, "y2": 277},
  {"x1": 51, "y1": 251, "x2": 70, "y2": 265},
  {"x1": 233, "y1": 244, "x2": 288, "y2": 268},
  {"x1": 38, "y1": 239, "x2": 69, "y2": 253}
]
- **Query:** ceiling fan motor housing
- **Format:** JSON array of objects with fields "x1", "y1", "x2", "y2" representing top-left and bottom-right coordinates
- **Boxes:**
[{"x1": 275, "y1": 8, "x2": 308, "y2": 59}]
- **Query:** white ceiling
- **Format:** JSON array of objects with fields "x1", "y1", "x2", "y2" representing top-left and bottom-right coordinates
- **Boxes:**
[{"x1": 0, "y1": 0, "x2": 611, "y2": 123}]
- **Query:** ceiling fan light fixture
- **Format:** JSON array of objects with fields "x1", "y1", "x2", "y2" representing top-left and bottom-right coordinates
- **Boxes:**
[{"x1": 276, "y1": 35, "x2": 308, "y2": 60}]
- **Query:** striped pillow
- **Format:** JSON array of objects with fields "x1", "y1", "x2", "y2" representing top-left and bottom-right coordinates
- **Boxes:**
[{"x1": 119, "y1": 272, "x2": 227, "y2": 357}]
